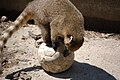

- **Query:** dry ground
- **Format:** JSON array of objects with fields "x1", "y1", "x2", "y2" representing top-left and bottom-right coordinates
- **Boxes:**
[{"x1": 0, "y1": 20, "x2": 120, "y2": 80}]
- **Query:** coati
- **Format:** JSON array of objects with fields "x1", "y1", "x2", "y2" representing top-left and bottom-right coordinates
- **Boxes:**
[{"x1": 0, "y1": 0, "x2": 84, "y2": 73}]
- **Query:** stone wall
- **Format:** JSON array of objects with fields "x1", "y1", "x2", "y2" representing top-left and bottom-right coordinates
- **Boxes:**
[
  {"x1": 0, "y1": 0, "x2": 120, "y2": 33},
  {"x1": 70, "y1": 0, "x2": 120, "y2": 21},
  {"x1": 0, "y1": 0, "x2": 32, "y2": 12},
  {"x1": 0, "y1": 0, "x2": 120, "y2": 21}
]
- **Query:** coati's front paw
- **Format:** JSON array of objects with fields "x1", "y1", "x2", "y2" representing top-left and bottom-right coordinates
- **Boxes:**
[
  {"x1": 52, "y1": 41, "x2": 58, "y2": 51},
  {"x1": 52, "y1": 36, "x2": 64, "y2": 51}
]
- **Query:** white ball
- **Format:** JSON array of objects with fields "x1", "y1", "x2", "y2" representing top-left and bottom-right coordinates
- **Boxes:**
[{"x1": 38, "y1": 43, "x2": 74, "y2": 73}]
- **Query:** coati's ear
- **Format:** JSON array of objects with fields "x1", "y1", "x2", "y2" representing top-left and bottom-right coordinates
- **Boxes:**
[
  {"x1": 68, "y1": 36, "x2": 73, "y2": 43},
  {"x1": 65, "y1": 35, "x2": 73, "y2": 44}
]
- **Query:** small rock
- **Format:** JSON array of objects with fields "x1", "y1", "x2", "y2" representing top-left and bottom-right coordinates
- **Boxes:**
[
  {"x1": 13, "y1": 72, "x2": 32, "y2": 80},
  {"x1": 28, "y1": 31, "x2": 41, "y2": 40},
  {"x1": 0, "y1": 16, "x2": 8, "y2": 22},
  {"x1": 85, "y1": 58, "x2": 90, "y2": 60},
  {"x1": 84, "y1": 37, "x2": 89, "y2": 42},
  {"x1": 19, "y1": 72, "x2": 32, "y2": 80}
]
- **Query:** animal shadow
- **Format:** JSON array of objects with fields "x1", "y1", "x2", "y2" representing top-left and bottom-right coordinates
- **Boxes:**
[{"x1": 48, "y1": 60, "x2": 117, "y2": 80}]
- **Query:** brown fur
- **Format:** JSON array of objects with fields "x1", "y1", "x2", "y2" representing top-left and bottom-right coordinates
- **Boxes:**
[{"x1": 0, "y1": 0, "x2": 84, "y2": 73}]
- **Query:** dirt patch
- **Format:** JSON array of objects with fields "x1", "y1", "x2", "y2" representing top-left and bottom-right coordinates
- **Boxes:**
[{"x1": 0, "y1": 17, "x2": 120, "y2": 80}]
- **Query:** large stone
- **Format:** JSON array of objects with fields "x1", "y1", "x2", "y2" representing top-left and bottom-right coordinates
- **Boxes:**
[{"x1": 38, "y1": 43, "x2": 74, "y2": 73}]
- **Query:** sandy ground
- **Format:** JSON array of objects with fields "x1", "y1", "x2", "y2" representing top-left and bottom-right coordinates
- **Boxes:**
[{"x1": 0, "y1": 20, "x2": 120, "y2": 80}]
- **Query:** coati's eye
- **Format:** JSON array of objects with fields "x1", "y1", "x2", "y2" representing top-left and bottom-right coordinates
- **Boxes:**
[
  {"x1": 67, "y1": 35, "x2": 71, "y2": 38},
  {"x1": 57, "y1": 36, "x2": 64, "y2": 43}
]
